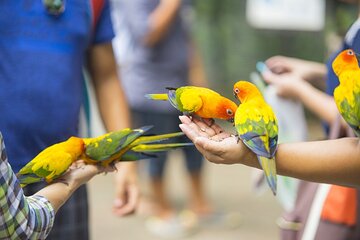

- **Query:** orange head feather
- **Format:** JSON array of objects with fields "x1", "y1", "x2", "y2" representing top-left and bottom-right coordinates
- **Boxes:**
[
  {"x1": 214, "y1": 97, "x2": 238, "y2": 122},
  {"x1": 332, "y1": 49, "x2": 359, "y2": 76},
  {"x1": 67, "y1": 136, "x2": 85, "y2": 156},
  {"x1": 233, "y1": 80, "x2": 263, "y2": 103}
]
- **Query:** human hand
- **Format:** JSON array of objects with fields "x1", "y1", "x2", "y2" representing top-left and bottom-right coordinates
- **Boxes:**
[
  {"x1": 265, "y1": 55, "x2": 327, "y2": 84},
  {"x1": 112, "y1": 162, "x2": 139, "y2": 216},
  {"x1": 178, "y1": 116, "x2": 256, "y2": 165},
  {"x1": 57, "y1": 160, "x2": 114, "y2": 189},
  {"x1": 262, "y1": 70, "x2": 308, "y2": 100}
]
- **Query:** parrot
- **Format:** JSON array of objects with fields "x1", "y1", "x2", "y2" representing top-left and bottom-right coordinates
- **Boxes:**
[
  {"x1": 16, "y1": 136, "x2": 85, "y2": 187},
  {"x1": 332, "y1": 48, "x2": 360, "y2": 137},
  {"x1": 145, "y1": 86, "x2": 238, "y2": 122},
  {"x1": 81, "y1": 125, "x2": 192, "y2": 167},
  {"x1": 17, "y1": 126, "x2": 192, "y2": 187},
  {"x1": 233, "y1": 81, "x2": 278, "y2": 195}
]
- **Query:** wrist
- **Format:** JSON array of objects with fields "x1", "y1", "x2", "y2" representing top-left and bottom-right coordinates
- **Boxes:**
[{"x1": 294, "y1": 80, "x2": 311, "y2": 101}]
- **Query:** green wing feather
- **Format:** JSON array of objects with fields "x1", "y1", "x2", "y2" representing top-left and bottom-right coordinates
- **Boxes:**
[
  {"x1": 84, "y1": 126, "x2": 153, "y2": 161},
  {"x1": 336, "y1": 88, "x2": 360, "y2": 137}
]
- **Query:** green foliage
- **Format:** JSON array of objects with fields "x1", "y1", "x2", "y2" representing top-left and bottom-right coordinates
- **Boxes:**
[{"x1": 190, "y1": 0, "x2": 354, "y2": 97}]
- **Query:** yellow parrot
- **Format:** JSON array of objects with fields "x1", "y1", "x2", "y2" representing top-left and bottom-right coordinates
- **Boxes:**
[
  {"x1": 145, "y1": 86, "x2": 238, "y2": 122},
  {"x1": 16, "y1": 137, "x2": 84, "y2": 187},
  {"x1": 233, "y1": 81, "x2": 278, "y2": 195},
  {"x1": 17, "y1": 126, "x2": 191, "y2": 187},
  {"x1": 332, "y1": 48, "x2": 360, "y2": 137}
]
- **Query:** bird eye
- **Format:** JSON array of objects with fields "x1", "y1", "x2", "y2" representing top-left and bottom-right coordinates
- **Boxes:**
[
  {"x1": 347, "y1": 50, "x2": 354, "y2": 55},
  {"x1": 226, "y1": 109, "x2": 233, "y2": 115},
  {"x1": 234, "y1": 88, "x2": 240, "y2": 93}
]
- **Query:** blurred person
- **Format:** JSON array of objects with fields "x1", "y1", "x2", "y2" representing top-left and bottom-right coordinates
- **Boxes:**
[
  {"x1": 0, "y1": 1, "x2": 138, "y2": 239},
  {"x1": 110, "y1": 0, "x2": 225, "y2": 237},
  {"x1": 257, "y1": 1, "x2": 360, "y2": 239},
  {"x1": 0, "y1": 132, "x2": 113, "y2": 240}
]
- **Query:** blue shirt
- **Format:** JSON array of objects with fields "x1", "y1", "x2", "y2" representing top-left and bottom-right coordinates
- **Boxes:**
[{"x1": 0, "y1": 0, "x2": 114, "y2": 172}]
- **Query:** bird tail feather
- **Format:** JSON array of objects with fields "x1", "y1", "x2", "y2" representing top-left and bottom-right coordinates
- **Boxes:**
[
  {"x1": 257, "y1": 156, "x2": 277, "y2": 195},
  {"x1": 145, "y1": 94, "x2": 169, "y2": 101}
]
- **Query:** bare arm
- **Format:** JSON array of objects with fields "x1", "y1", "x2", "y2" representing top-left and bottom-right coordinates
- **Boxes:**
[
  {"x1": 144, "y1": 0, "x2": 181, "y2": 46},
  {"x1": 87, "y1": 42, "x2": 138, "y2": 216},
  {"x1": 292, "y1": 80, "x2": 340, "y2": 126},
  {"x1": 87, "y1": 42, "x2": 131, "y2": 131},
  {"x1": 179, "y1": 116, "x2": 360, "y2": 187},
  {"x1": 265, "y1": 56, "x2": 327, "y2": 83},
  {"x1": 263, "y1": 70, "x2": 340, "y2": 126}
]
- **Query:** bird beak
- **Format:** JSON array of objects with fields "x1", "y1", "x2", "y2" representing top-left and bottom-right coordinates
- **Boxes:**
[{"x1": 227, "y1": 118, "x2": 234, "y2": 123}]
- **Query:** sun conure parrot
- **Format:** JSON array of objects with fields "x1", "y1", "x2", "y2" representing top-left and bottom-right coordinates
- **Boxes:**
[
  {"x1": 16, "y1": 136, "x2": 85, "y2": 187},
  {"x1": 332, "y1": 49, "x2": 360, "y2": 137},
  {"x1": 233, "y1": 81, "x2": 278, "y2": 195},
  {"x1": 17, "y1": 126, "x2": 192, "y2": 187},
  {"x1": 81, "y1": 125, "x2": 192, "y2": 167},
  {"x1": 145, "y1": 86, "x2": 238, "y2": 122}
]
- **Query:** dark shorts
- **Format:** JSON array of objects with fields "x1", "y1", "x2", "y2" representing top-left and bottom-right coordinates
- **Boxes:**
[
  {"x1": 131, "y1": 109, "x2": 203, "y2": 178},
  {"x1": 23, "y1": 182, "x2": 89, "y2": 240}
]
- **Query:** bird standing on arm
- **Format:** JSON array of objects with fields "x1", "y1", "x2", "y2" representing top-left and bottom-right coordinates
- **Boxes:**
[
  {"x1": 233, "y1": 81, "x2": 278, "y2": 195},
  {"x1": 332, "y1": 49, "x2": 360, "y2": 137}
]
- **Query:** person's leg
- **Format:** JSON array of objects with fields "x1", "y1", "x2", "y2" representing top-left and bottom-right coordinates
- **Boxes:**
[
  {"x1": 132, "y1": 109, "x2": 173, "y2": 218},
  {"x1": 182, "y1": 136, "x2": 213, "y2": 215}
]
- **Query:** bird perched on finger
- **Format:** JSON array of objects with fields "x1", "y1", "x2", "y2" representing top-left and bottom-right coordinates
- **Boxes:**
[
  {"x1": 145, "y1": 86, "x2": 237, "y2": 123},
  {"x1": 17, "y1": 126, "x2": 192, "y2": 187},
  {"x1": 233, "y1": 81, "x2": 278, "y2": 195},
  {"x1": 332, "y1": 49, "x2": 360, "y2": 137}
]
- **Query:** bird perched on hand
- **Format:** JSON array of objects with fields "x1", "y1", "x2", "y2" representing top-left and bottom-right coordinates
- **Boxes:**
[
  {"x1": 81, "y1": 125, "x2": 191, "y2": 166},
  {"x1": 17, "y1": 126, "x2": 192, "y2": 187},
  {"x1": 233, "y1": 81, "x2": 278, "y2": 195},
  {"x1": 332, "y1": 49, "x2": 360, "y2": 137},
  {"x1": 145, "y1": 86, "x2": 237, "y2": 122},
  {"x1": 17, "y1": 136, "x2": 85, "y2": 187}
]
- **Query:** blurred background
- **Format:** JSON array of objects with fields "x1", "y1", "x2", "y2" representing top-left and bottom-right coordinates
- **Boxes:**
[{"x1": 86, "y1": 0, "x2": 358, "y2": 239}]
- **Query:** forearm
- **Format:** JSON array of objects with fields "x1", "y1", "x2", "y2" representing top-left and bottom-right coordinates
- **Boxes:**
[
  {"x1": 144, "y1": 0, "x2": 181, "y2": 46},
  {"x1": 88, "y1": 43, "x2": 131, "y2": 131},
  {"x1": 35, "y1": 182, "x2": 79, "y2": 213},
  {"x1": 275, "y1": 138, "x2": 360, "y2": 186},
  {"x1": 304, "y1": 61, "x2": 327, "y2": 83},
  {"x1": 94, "y1": 76, "x2": 131, "y2": 131},
  {"x1": 296, "y1": 81, "x2": 339, "y2": 125}
]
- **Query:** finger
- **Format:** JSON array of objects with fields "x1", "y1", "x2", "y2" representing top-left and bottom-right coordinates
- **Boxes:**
[
  {"x1": 209, "y1": 132, "x2": 232, "y2": 141},
  {"x1": 179, "y1": 115, "x2": 192, "y2": 124},
  {"x1": 179, "y1": 124, "x2": 201, "y2": 141},
  {"x1": 207, "y1": 121, "x2": 225, "y2": 135},
  {"x1": 191, "y1": 118, "x2": 217, "y2": 136},
  {"x1": 191, "y1": 118, "x2": 221, "y2": 137}
]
